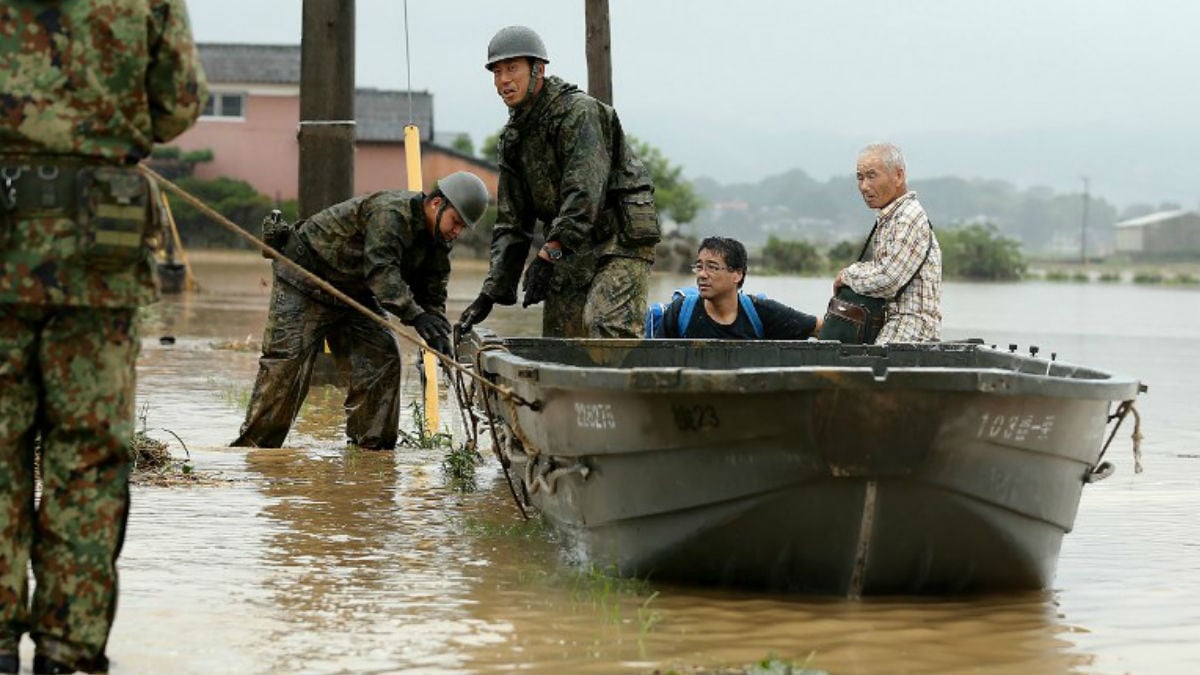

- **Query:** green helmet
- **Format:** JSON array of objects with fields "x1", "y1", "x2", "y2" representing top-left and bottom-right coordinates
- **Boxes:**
[
  {"x1": 485, "y1": 25, "x2": 549, "y2": 71},
  {"x1": 436, "y1": 171, "x2": 490, "y2": 228}
]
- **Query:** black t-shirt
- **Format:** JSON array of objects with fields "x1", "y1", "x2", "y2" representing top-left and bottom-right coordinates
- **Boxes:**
[{"x1": 662, "y1": 295, "x2": 818, "y2": 339}]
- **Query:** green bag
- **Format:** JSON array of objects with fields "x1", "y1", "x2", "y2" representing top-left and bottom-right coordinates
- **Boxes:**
[
  {"x1": 818, "y1": 218, "x2": 933, "y2": 344},
  {"x1": 819, "y1": 286, "x2": 887, "y2": 344}
]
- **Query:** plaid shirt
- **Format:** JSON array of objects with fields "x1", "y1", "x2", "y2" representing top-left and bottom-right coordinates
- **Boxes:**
[{"x1": 843, "y1": 192, "x2": 943, "y2": 343}]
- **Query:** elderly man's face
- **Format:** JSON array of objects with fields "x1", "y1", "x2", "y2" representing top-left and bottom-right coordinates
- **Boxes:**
[
  {"x1": 856, "y1": 153, "x2": 906, "y2": 209},
  {"x1": 491, "y1": 57, "x2": 537, "y2": 108}
]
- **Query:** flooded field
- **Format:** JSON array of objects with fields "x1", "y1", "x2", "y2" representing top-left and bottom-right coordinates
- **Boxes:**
[{"x1": 26, "y1": 250, "x2": 1198, "y2": 674}]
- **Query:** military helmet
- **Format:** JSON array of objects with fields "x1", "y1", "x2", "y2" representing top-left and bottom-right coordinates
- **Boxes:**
[
  {"x1": 435, "y1": 171, "x2": 490, "y2": 228},
  {"x1": 485, "y1": 25, "x2": 549, "y2": 71}
]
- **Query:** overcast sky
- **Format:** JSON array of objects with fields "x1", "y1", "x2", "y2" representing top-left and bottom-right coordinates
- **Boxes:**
[{"x1": 187, "y1": 0, "x2": 1200, "y2": 208}]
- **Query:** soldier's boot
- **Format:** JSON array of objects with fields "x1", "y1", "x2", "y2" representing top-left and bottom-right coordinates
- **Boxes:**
[{"x1": 33, "y1": 652, "x2": 108, "y2": 674}]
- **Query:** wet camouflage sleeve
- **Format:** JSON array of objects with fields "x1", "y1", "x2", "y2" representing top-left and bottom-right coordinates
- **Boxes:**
[
  {"x1": 544, "y1": 100, "x2": 611, "y2": 253},
  {"x1": 481, "y1": 149, "x2": 534, "y2": 305},
  {"x1": 0, "y1": 0, "x2": 206, "y2": 161},
  {"x1": 359, "y1": 195, "x2": 450, "y2": 322}
]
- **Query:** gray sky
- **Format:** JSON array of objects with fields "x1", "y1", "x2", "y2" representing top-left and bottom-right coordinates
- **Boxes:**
[{"x1": 187, "y1": 0, "x2": 1200, "y2": 208}]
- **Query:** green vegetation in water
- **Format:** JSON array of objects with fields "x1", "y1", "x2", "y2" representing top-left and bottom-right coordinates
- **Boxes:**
[
  {"x1": 208, "y1": 376, "x2": 251, "y2": 411},
  {"x1": 569, "y1": 562, "x2": 657, "y2": 624},
  {"x1": 760, "y1": 237, "x2": 824, "y2": 275},
  {"x1": 441, "y1": 439, "x2": 482, "y2": 492},
  {"x1": 1099, "y1": 271, "x2": 1121, "y2": 282},
  {"x1": 1045, "y1": 270, "x2": 1071, "y2": 282},
  {"x1": 748, "y1": 653, "x2": 823, "y2": 675},
  {"x1": 401, "y1": 400, "x2": 452, "y2": 448},
  {"x1": 1133, "y1": 271, "x2": 1165, "y2": 284},
  {"x1": 1172, "y1": 272, "x2": 1200, "y2": 285},
  {"x1": 936, "y1": 222, "x2": 1026, "y2": 280},
  {"x1": 652, "y1": 652, "x2": 826, "y2": 675},
  {"x1": 129, "y1": 402, "x2": 209, "y2": 486},
  {"x1": 399, "y1": 401, "x2": 481, "y2": 491},
  {"x1": 459, "y1": 516, "x2": 550, "y2": 540},
  {"x1": 1071, "y1": 271, "x2": 1090, "y2": 282}
]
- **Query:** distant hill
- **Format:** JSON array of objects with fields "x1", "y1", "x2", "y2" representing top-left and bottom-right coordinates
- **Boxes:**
[{"x1": 685, "y1": 169, "x2": 1184, "y2": 256}]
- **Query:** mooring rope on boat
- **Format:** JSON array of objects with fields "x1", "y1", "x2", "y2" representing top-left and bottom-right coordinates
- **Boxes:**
[{"x1": 1094, "y1": 399, "x2": 1144, "y2": 476}]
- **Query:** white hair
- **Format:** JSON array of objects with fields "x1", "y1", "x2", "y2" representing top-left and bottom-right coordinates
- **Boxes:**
[{"x1": 859, "y1": 143, "x2": 906, "y2": 172}]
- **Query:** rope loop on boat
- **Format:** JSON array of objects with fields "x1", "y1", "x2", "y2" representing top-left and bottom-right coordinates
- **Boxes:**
[{"x1": 1093, "y1": 399, "x2": 1144, "y2": 479}]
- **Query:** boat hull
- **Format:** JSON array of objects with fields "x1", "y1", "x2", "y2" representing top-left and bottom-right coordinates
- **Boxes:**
[{"x1": 472, "y1": 337, "x2": 1141, "y2": 595}]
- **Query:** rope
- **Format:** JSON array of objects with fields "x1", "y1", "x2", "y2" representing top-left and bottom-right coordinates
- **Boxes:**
[
  {"x1": 403, "y1": 0, "x2": 414, "y2": 125},
  {"x1": 1095, "y1": 399, "x2": 1144, "y2": 475}
]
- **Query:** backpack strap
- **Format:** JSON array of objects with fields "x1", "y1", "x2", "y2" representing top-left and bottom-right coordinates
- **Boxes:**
[
  {"x1": 676, "y1": 287, "x2": 700, "y2": 336},
  {"x1": 739, "y1": 292, "x2": 765, "y2": 338}
]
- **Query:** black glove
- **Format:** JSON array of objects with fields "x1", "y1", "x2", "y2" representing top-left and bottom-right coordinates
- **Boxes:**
[
  {"x1": 521, "y1": 257, "x2": 555, "y2": 308},
  {"x1": 413, "y1": 312, "x2": 453, "y2": 356},
  {"x1": 456, "y1": 293, "x2": 495, "y2": 335}
]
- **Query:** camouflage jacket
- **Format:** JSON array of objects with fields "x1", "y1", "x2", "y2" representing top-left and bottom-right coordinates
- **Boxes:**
[
  {"x1": 0, "y1": 0, "x2": 206, "y2": 308},
  {"x1": 296, "y1": 191, "x2": 450, "y2": 324},
  {"x1": 482, "y1": 76, "x2": 655, "y2": 304}
]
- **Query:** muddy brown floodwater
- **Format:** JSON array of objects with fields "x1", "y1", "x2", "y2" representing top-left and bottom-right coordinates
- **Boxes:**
[{"x1": 17, "y1": 250, "x2": 1196, "y2": 674}]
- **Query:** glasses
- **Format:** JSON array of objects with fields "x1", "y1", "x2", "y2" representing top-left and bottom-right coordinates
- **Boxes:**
[{"x1": 690, "y1": 262, "x2": 731, "y2": 274}]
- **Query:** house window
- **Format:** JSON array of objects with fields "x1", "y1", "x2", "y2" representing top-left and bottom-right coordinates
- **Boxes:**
[{"x1": 202, "y1": 92, "x2": 246, "y2": 119}]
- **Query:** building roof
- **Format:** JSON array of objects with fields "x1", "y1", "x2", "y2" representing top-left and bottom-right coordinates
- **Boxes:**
[
  {"x1": 198, "y1": 43, "x2": 435, "y2": 142},
  {"x1": 356, "y1": 89, "x2": 433, "y2": 143},
  {"x1": 198, "y1": 43, "x2": 301, "y2": 84},
  {"x1": 1114, "y1": 209, "x2": 1198, "y2": 229}
]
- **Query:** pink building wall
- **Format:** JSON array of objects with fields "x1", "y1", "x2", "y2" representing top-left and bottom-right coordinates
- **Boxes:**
[
  {"x1": 173, "y1": 95, "x2": 300, "y2": 201},
  {"x1": 171, "y1": 94, "x2": 498, "y2": 203}
]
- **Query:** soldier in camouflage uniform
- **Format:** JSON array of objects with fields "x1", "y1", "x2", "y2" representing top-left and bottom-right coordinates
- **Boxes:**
[
  {"x1": 231, "y1": 172, "x2": 490, "y2": 450},
  {"x1": 456, "y1": 26, "x2": 661, "y2": 339},
  {"x1": 0, "y1": 2, "x2": 205, "y2": 672}
]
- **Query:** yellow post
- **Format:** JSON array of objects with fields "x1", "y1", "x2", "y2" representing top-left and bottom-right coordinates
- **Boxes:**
[{"x1": 405, "y1": 124, "x2": 440, "y2": 435}]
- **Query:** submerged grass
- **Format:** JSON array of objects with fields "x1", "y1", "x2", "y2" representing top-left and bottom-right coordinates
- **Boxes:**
[
  {"x1": 651, "y1": 653, "x2": 825, "y2": 675},
  {"x1": 401, "y1": 400, "x2": 483, "y2": 492},
  {"x1": 208, "y1": 376, "x2": 251, "y2": 410}
]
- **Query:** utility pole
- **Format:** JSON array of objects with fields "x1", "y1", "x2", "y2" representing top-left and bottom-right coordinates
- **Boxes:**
[
  {"x1": 1081, "y1": 176, "x2": 1089, "y2": 266},
  {"x1": 299, "y1": 0, "x2": 356, "y2": 219},
  {"x1": 585, "y1": 0, "x2": 613, "y2": 105}
]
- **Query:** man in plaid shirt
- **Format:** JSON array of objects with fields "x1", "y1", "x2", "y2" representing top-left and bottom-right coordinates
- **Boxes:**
[{"x1": 834, "y1": 143, "x2": 943, "y2": 343}]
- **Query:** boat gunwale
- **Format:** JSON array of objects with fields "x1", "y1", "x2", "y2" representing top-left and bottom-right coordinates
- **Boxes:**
[{"x1": 477, "y1": 344, "x2": 1142, "y2": 401}]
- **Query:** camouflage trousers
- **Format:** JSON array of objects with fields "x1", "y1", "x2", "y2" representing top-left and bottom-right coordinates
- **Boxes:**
[
  {"x1": 231, "y1": 273, "x2": 403, "y2": 449},
  {"x1": 0, "y1": 304, "x2": 137, "y2": 671},
  {"x1": 542, "y1": 255, "x2": 651, "y2": 339}
]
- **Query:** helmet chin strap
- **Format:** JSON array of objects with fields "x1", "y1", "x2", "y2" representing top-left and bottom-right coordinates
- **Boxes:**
[
  {"x1": 519, "y1": 61, "x2": 542, "y2": 107},
  {"x1": 433, "y1": 199, "x2": 454, "y2": 247}
]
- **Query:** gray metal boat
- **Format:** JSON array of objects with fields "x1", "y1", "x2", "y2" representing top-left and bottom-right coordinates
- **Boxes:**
[{"x1": 467, "y1": 332, "x2": 1143, "y2": 595}]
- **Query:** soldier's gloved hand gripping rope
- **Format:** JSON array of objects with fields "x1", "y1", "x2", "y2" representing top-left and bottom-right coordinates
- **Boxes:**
[
  {"x1": 413, "y1": 312, "x2": 453, "y2": 356},
  {"x1": 456, "y1": 293, "x2": 495, "y2": 335}
]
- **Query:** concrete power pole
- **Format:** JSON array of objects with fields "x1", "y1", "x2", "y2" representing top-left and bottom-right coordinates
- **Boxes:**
[
  {"x1": 585, "y1": 0, "x2": 613, "y2": 105},
  {"x1": 299, "y1": 0, "x2": 356, "y2": 219}
]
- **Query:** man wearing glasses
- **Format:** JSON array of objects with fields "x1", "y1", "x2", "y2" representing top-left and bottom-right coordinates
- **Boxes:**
[{"x1": 653, "y1": 237, "x2": 822, "y2": 339}]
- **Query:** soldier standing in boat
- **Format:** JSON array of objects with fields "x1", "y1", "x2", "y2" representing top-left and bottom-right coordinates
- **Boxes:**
[
  {"x1": 834, "y1": 143, "x2": 943, "y2": 343},
  {"x1": 456, "y1": 25, "x2": 661, "y2": 339},
  {"x1": 0, "y1": 2, "x2": 206, "y2": 672},
  {"x1": 230, "y1": 172, "x2": 490, "y2": 451}
]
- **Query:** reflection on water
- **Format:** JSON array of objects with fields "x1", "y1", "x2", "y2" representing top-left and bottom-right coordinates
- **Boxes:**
[{"x1": 100, "y1": 251, "x2": 1200, "y2": 674}]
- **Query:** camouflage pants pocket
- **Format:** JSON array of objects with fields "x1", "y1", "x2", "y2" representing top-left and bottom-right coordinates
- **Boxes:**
[{"x1": 77, "y1": 167, "x2": 154, "y2": 272}]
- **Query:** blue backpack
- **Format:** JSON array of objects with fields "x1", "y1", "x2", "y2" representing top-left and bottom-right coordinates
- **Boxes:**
[{"x1": 644, "y1": 287, "x2": 765, "y2": 338}]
